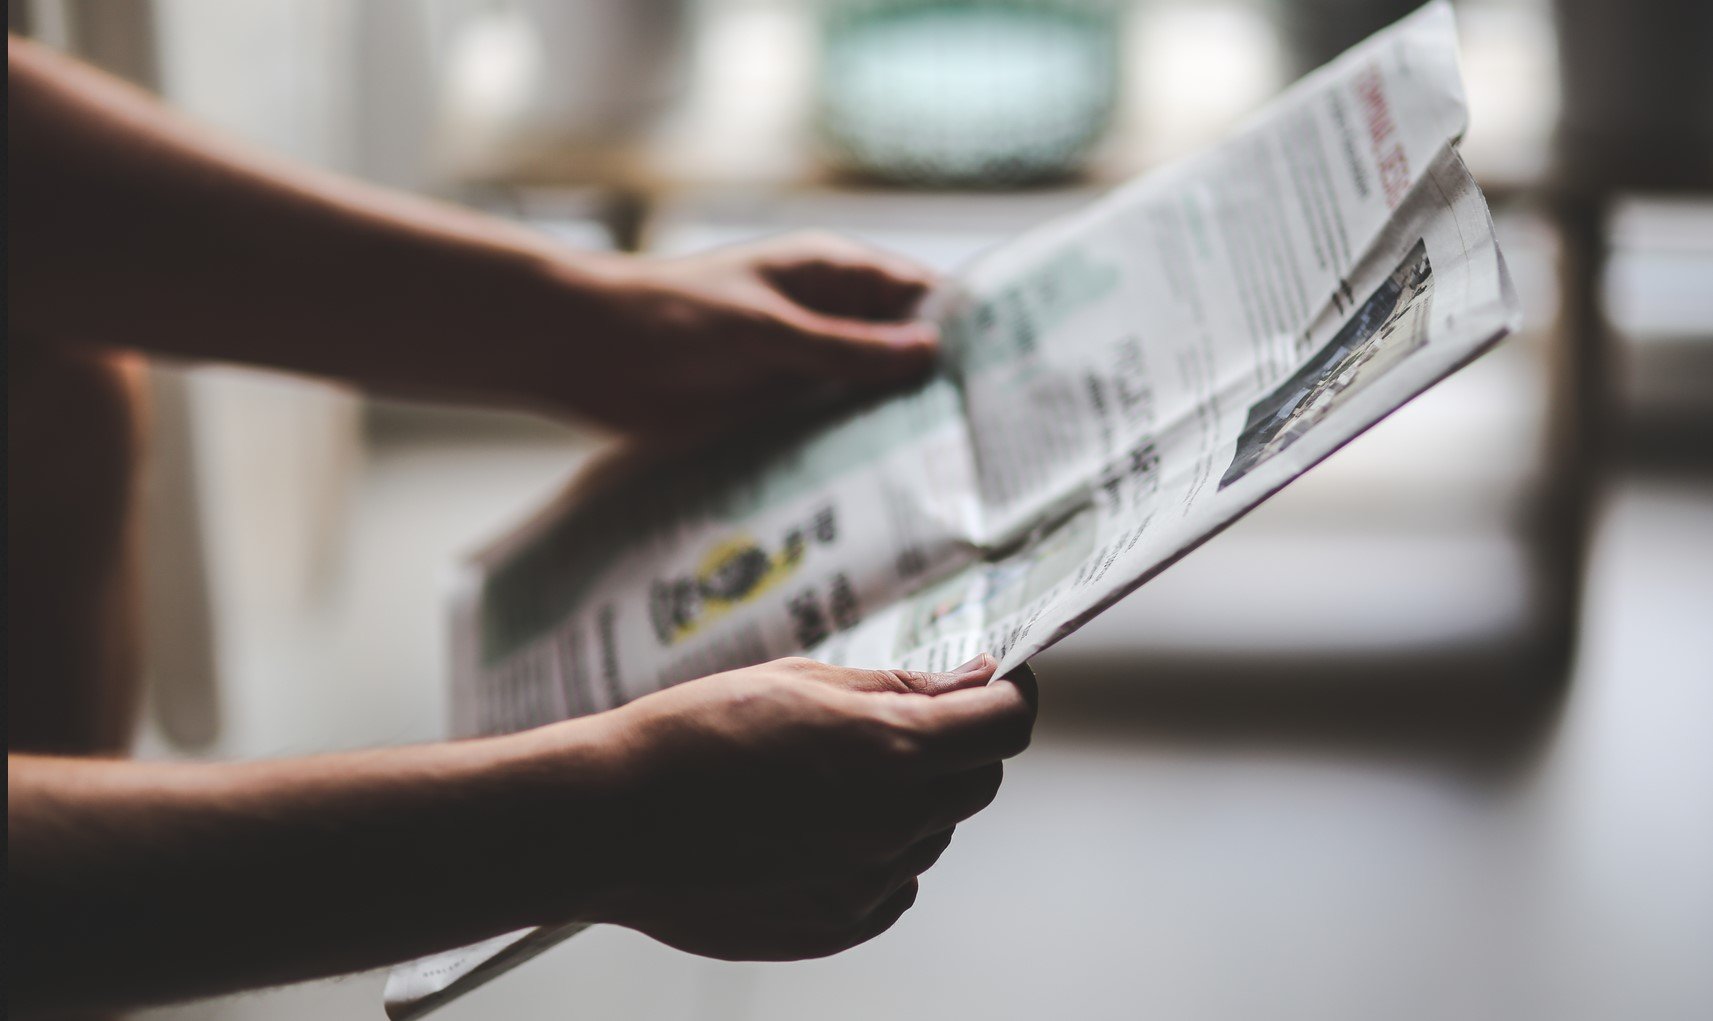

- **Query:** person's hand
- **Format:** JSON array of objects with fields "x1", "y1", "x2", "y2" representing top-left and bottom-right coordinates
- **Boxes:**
[
  {"x1": 561, "y1": 232, "x2": 941, "y2": 434},
  {"x1": 522, "y1": 655, "x2": 1035, "y2": 960}
]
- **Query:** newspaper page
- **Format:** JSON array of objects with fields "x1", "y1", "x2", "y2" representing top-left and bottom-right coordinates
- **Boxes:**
[{"x1": 388, "y1": 4, "x2": 1518, "y2": 1015}]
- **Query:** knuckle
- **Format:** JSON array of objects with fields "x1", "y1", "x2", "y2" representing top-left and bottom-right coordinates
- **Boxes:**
[
  {"x1": 642, "y1": 286, "x2": 698, "y2": 329},
  {"x1": 880, "y1": 669, "x2": 929, "y2": 693},
  {"x1": 862, "y1": 669, "x2": 915, "y2": 694},
  {"x1": 720, "y1": 672, "x2": 783, "y2": 707}
]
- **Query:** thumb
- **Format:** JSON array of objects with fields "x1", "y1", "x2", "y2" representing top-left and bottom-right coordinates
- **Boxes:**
[
  {"x1": 872, "y1": 654, "x2": 1000, "y2": 696},
  {"x1": 908, "y1": 654, "x2": 1000, "y2": 695},
  {"x1": 809, "y1": 654, "x2": 996, "y2": 696}
]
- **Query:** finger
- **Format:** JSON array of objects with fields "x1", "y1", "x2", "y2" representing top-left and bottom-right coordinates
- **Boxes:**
[
  {"x1": 809, "y1": 654, "x2": 998, "y2": 696},
  {"x1": 874, "y1": 827, "x2": 958, "y2": 890},
  {"x1": 1001, "y1": 661, "x2": 1039, "y2": 710},
  {"x1": 841, "y1": 878, "x2": 919, "y2": 952},
  {"x1": 895, "y1": 826, "x2": 957, "y2": 877},
  {"x1": 761, "y1": 232, "x2": 939, "y2": 313},
  {"x1": 884, "y1": 678, "x2": 1036, "y2": 774},
  {"x1": 830, "y1": 827, "x2": 956, "y2": 919},
  {"x1": 813, "y1": 239, "x2": 939, "y2": 296},
  {"x1": 764, "y1": 302, "x2": 940, "y2": 380},
  {"x1": 895, "y1": 764, "x2": 1004, "y2": 840},
  {"x1": 885, "y1": 654, "x2": 1002, "y2": 696},
  {"x1": 771, "y1": 259, "x2": 935, "y2": 319}
]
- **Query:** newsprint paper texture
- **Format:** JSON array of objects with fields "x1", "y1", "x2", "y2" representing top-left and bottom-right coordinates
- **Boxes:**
[{"x1": 387, "y1": 4, "x2": 1520, "y2": 1015}]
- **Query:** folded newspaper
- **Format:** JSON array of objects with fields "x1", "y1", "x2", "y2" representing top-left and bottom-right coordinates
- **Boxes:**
[{"x1": 387, "y1": 4, "x2": 1519, "y2": 1015}]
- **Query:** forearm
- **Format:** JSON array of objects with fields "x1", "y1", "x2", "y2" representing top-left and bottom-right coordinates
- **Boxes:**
[
  {"x1": 7, "y1": 726, "x2": 620, "y2": 1013},
  {"x1": 7, "y1": 36, "x2": 617, "y2": 412}
]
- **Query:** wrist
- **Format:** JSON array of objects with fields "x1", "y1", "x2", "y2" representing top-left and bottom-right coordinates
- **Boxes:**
[
  {"x1": 467, "y1": 715, "x2": 642, "y2": 926},
  {"x1": 501, "y1": 247, "x2": 647, "y2": 419}
]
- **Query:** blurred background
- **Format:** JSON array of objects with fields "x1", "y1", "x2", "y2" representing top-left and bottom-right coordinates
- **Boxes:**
[{"x1": 9, "y1": 0, "x2": 1711, "y2": 1018}]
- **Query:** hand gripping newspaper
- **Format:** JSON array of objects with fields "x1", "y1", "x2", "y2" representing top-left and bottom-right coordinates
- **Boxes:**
[{"x1": 386, "y1": 4, "x2": 1520, "y2": 1015}]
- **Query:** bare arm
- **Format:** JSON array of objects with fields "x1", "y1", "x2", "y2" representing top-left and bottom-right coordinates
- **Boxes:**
[
  {"x1": 7, "y1": 734, "x2": 610, "y2": 1011},
  {"x1": 7, "y1": 657, "x2": 1035, "y2": 1014},
  {"x1": 6, "y1": 36, "x2": 938, "y2": 431}
]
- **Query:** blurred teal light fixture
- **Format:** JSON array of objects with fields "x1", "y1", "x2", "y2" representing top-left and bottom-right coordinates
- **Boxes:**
[{"x1": 817, "y1": 0, "x2": 1122, "y2": 187}]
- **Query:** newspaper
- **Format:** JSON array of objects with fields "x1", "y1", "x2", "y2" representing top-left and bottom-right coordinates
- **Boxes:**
[{"x1": 387, "y1": 4, "x2": 1518, "y2": 1016}]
